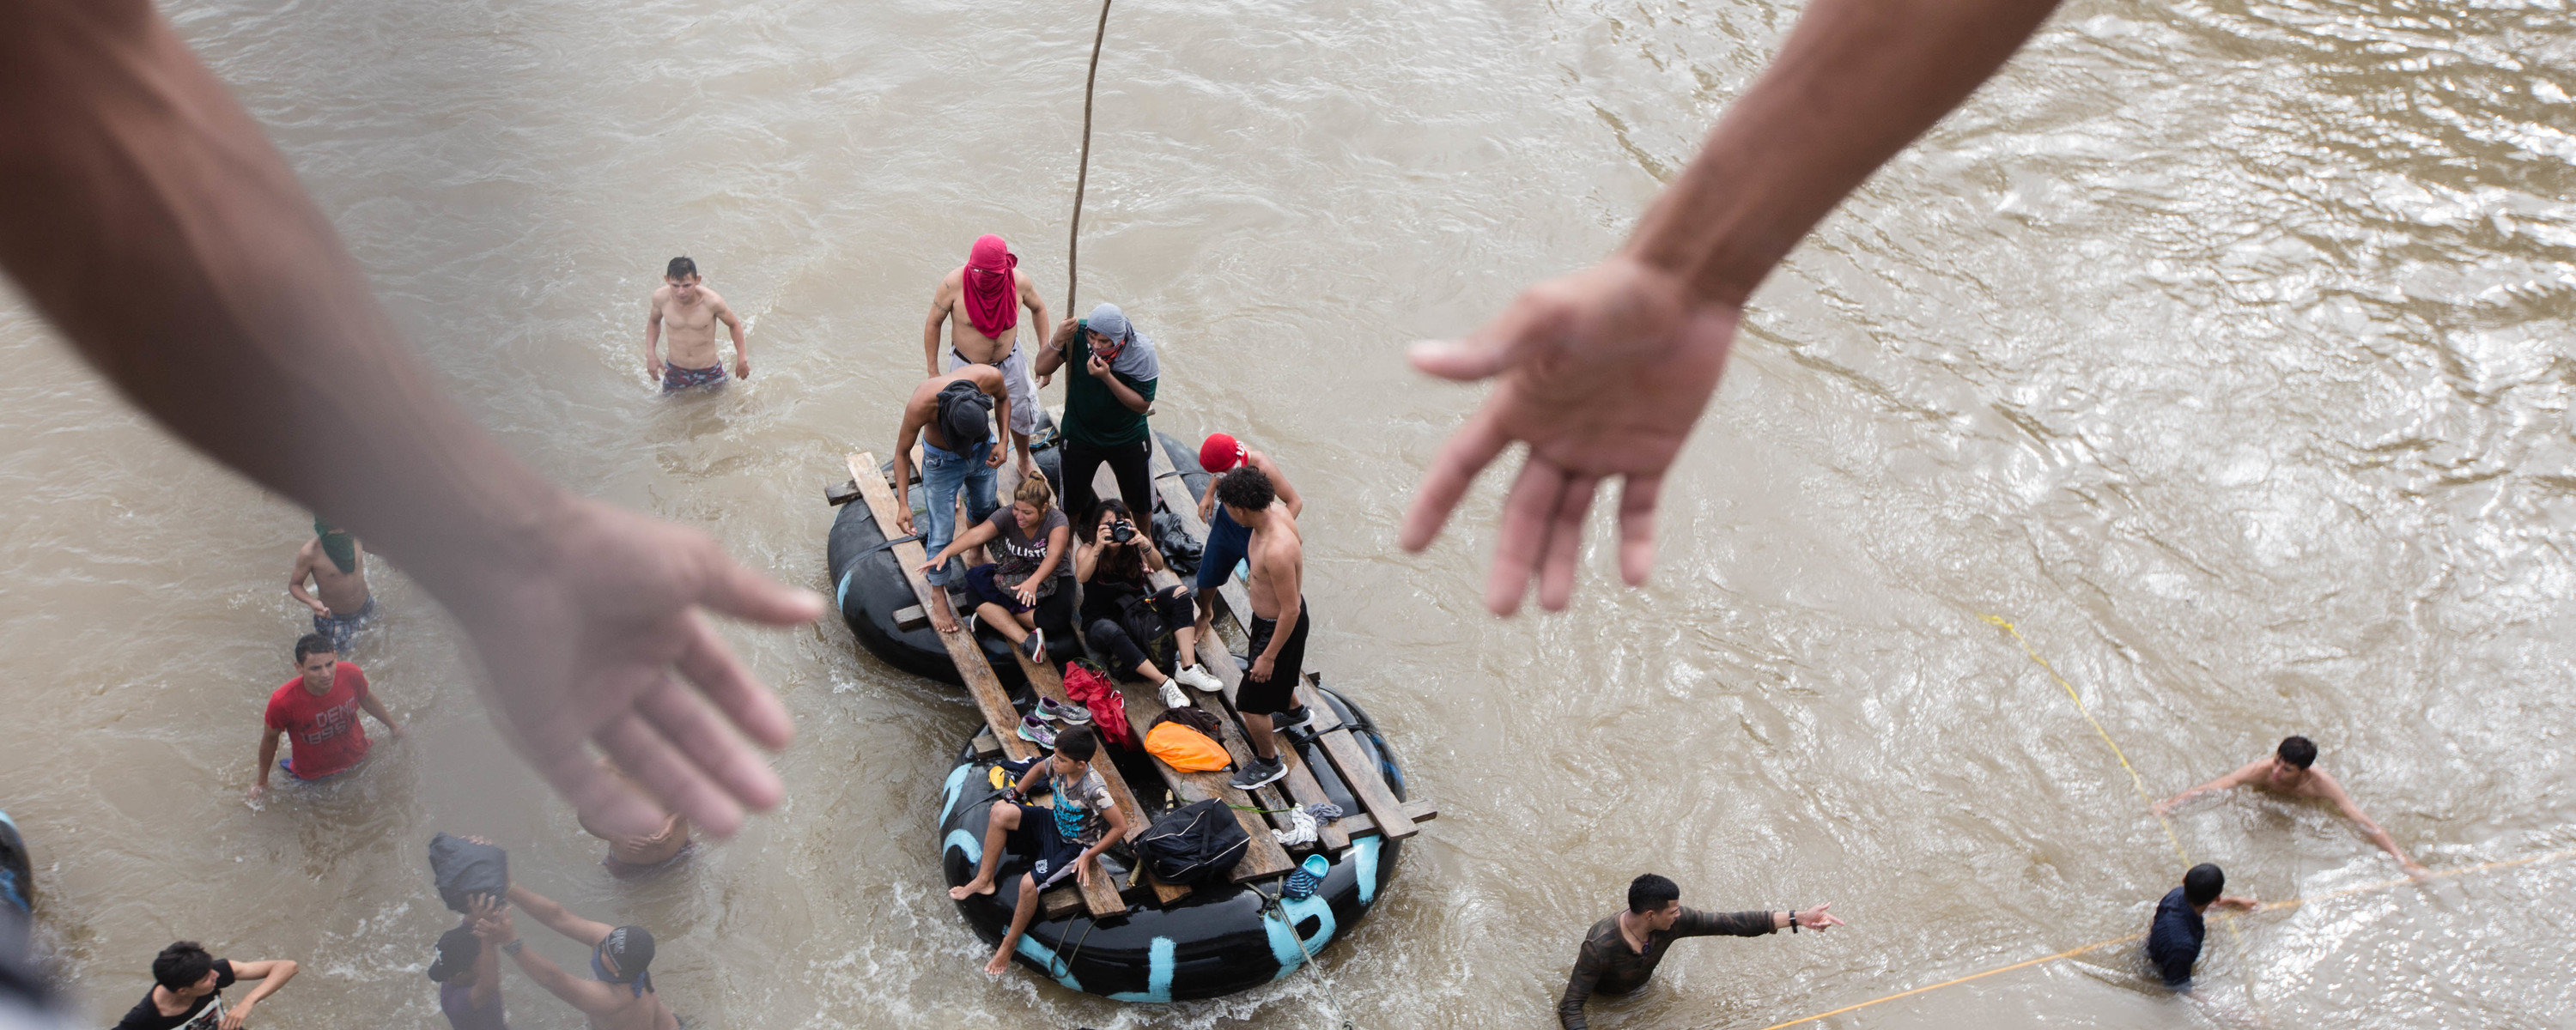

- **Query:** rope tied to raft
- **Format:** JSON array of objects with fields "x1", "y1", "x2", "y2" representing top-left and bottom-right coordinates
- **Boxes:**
[{"x1": 1257, "y1": 882, "x2": 1359, "y2": 1030}]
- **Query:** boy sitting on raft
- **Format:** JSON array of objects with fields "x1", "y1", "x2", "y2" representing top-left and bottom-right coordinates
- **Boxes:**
[{"x1": 949, "y1": 725, "x2": 1130, "y2": 977}]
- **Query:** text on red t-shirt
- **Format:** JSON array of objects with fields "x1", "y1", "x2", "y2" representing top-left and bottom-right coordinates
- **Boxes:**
[{"x1": 264, "y1": 661, "x2": 373, "y2": 778}]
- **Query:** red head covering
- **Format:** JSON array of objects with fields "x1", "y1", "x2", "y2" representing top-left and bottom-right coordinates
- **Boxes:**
[
  {"x1": 961, "y1": 234, "x2": 1018, "y2": 338},
  {"x1": 1199, "y1": 433, "x2": 1246, "y2": 473}
]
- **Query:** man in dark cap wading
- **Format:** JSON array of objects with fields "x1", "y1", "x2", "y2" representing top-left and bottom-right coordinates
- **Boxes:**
[
  {"x1": 893, "y1": 365, "x2": 1012, "y2": 633},
  {"x1": 472, "y1": 886, "x2": 672, "y2": 1030}
]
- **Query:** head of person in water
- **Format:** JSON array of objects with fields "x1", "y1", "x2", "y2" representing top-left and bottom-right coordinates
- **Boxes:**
[
  {"x1": 1626, "y1": 873, "x2": 1684, "y2": 931},
  {"x1": 1216, "y1": 465, "x2": 1278, "y2": 526},
  {"x1": 425, "y1": 926, "x2": 480, "y2": 986},
  {"x1": 1050, "y1": 724, "x2": 1099, "y2": 781},
  {"x1": 313, "y1": 517, "x2": 358, "y2": 574},
  {"x1": 591, "y1": 924, "x2": 655, "y2": 985},
  {"x1": 2183, "y1": 863, "x2": 2226, "y2": 911},
  {"x1": 293, "y1": 633, "x2": 338, "y2": 695},
  {"x1": 665, "y1": 257, "x2": 702, "y2": 303},
  {"x1": 1012, "y1": 475, "x2": 1055, "y2": 535},
  {"x1": 151, "y1": 941, "x2": 222, "y2": 997},
  {"x1": 2262, "y1": 736, "x2": 2318, "y2": 790}
]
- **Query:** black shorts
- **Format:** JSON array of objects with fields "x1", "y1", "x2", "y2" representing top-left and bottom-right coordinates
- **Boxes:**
[
  {"x1": 1240, "y1": 603, "x2": 1310, "y2": 715},
  {"x1": 1008, "y1": 802, "x2": 1087, "y2": 889}
]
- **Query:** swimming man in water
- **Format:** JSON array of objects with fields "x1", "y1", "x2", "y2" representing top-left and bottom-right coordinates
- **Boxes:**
[
  {"x1": 924, "y1": 234, "x2": 1050, "y2": 478},
  {"x1": 2155, "y1": 735, "x2": 2429, "y2": 880},
  {"x1": 644, "y1": 257, "x2": 749, "y2": 393},
  {"x1": 578, "y1": 760, "x2": 693, "y2": 879},
  {"x1": 289, "y1": 518, "x2": 374, "y2": 653}
]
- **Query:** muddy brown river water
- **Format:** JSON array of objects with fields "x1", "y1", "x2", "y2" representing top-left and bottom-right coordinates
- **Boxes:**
[{"x1": 3, "y1": 0, "x2": 2573, "y2": 1026}]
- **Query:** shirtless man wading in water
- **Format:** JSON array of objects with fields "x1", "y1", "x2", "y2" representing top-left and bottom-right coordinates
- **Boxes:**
[
  {"x1": 924, "y1": 234, "x2": 1050, "y2": 477},
  {"x1": 644, "y1": 256, "x2": 749, "y2": 393},
  {"x1": 289, "y1": 518, "x2": 375, "y2": 652}
]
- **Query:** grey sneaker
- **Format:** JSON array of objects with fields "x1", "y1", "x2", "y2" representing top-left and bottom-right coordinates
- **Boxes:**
[
  {"x1": 1032, "y1": 698, "x2": 1072, "y2": 723},
  {"x1": 1048, "y1": 696, "x2": 1091, "y2": 725},
  {"x1": 1016, "y1": 713, "x2": 1058, "y2": 748},
  {"x1": 1229, "y1": 754, "x2": 1287, "y2": 791}
]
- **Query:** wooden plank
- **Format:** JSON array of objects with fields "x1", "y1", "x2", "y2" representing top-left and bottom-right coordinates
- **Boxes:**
[
  {"x1": 892, "y1": 604, "x2": 930, "y2": 631},
  {"x1": 1338, "y1": 799, "x2": 1439, "y2": 839},
  {"x1": 848, "y1": 452, "x2": 1036, "y2": 763},
  {"x1": 992, "y1": 573, "x2": 1186, "y2": 907},
  {"x1": 825, "y1": 478, "x2": 862, "y2": 506},
  {"x1": 971, "y1": 730, "x2": 1001, "y2": 758},
  {"x1": 1297, "y1": 681, "x2": 1417, "y2": 839},
  {"x1": 1179, "y1": 622, "x2": 1347, "y2": 854},
  {"x1": 1109, "y1": 677, "x2": 1296, "y2": 882}
]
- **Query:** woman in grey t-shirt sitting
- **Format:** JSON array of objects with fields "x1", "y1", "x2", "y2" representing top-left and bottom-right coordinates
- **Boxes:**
[{"x1": 922, "y1": 475, "x2": 1072, "y2": 662}]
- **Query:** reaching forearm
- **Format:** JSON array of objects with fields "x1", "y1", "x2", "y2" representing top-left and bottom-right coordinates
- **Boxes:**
[
  {"x1": 1625, "y1": 0, "x2": 2061, "y2": 304},
  {"x1": 644, "y1": 321, "x2": 661, "y2": 365},
  {"x1": 0, "y1": 2, "x2": 571, "y2": 609},
  {"x1": 236, "y1": 960, "x2": 295, "y2": 1004}
]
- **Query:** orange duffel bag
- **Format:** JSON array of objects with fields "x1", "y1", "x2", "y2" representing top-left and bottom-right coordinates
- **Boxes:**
[{"x1": 1144, "y1": 712, "x2": 1230, "y2": 772}]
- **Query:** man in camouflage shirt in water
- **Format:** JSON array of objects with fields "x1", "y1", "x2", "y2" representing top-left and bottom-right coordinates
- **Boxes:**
[{"x1": 1559, "y1": 874, "x2": 1842, "y2": 1029}]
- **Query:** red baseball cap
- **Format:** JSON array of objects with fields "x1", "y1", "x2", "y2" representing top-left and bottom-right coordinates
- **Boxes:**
[{"x1": 1200, "y1": 433, "x2": 1246, "y2": 473}]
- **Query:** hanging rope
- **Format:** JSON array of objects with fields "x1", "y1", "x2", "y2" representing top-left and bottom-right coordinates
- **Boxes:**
[{"x1": 1066, "y1": 0, "x2": 1112, "y2": 318}]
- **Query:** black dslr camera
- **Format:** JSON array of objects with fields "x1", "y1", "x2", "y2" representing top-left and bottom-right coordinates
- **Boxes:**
[{"x1": 1109, "y1": 519, "x2": 1137, "y2": 544}]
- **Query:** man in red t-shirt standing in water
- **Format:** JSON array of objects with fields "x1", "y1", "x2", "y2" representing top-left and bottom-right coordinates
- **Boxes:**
[{"x1": 250, "y1": 633, "x2": 402, "y2": 798}]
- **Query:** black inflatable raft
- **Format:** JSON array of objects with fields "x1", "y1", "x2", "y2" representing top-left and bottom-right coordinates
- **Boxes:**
[{"x1": 937, "y1": 683, "x2": 1406, "y2": 1001}]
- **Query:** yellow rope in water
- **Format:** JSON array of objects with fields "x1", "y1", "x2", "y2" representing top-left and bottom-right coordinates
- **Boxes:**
[
  {"x1": 1974, "y1": 614, "x2": 2263, "y2": 1019},
  {"x1": 1976, "y1": 615, "x2": 2188, "y2": 866}
]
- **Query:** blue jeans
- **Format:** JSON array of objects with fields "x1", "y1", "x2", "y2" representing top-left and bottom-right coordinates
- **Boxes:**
[{"x1": 919, "y1": 439, "x2": 997, "y2": 585}]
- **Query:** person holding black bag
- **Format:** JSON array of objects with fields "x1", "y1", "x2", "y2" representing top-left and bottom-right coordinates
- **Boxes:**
[{"x1": 1073, "y1": 500, "x2": 1224, "y2": 709}]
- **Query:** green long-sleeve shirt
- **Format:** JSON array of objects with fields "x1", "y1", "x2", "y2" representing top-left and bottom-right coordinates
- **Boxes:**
[{"x1": 1560, "y1": 907, "x2": 1778, "y2": 1029}]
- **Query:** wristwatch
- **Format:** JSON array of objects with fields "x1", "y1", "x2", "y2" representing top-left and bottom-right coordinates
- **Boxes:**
[
  {"x1": 1788, "y1": 910, "x2": 1799, "y2": 933},
  {"x1": 501, "y1": 939, "x2": 526, "y2": 955}
]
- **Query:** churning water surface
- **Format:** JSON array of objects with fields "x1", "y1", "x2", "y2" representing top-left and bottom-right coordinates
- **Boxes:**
[{"x1": 3, "y1": 0, "x2": 2573, "y2": 1026}]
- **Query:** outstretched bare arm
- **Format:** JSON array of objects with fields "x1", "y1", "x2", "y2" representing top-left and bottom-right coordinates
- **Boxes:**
[
  {"x1": 1403, "y1": 0, "x2": 2065, "y2": 615},
  {"x1": 0, "y1": 0, "x2": 821, "y2": 837}
]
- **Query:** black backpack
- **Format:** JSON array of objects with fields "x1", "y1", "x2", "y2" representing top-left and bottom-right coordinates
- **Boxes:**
[{"x1": 1138, "y1": 799, "x2": 1249, "y2": 887}]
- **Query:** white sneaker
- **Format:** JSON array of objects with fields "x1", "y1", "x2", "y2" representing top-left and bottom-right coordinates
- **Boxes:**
[
  {"x1": 1158, "y1": 681, "x2": 1189, "y2": 709},
  {"x1": 1173, "y1": 663, "x2": 1224, "y2": 693}
]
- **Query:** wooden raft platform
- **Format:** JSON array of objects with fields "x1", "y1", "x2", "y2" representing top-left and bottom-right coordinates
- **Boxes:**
[{"x1": 847, "y1": 451, "x2": 1131, "y2": 920}]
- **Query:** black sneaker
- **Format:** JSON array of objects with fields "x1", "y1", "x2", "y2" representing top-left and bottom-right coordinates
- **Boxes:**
[
  {"x1": 1228, "y1": 755, "x2": 1287, "y2": 791},
  {"x1": 1020, "y1": 629, "x2": 1046, "y2": 663},
  {"x1": 1273, "y1": 706, "x2": 1315, "y2": 732}
]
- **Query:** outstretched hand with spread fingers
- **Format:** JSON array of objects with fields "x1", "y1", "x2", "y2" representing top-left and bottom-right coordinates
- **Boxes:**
[
  {"x1": 1401, "y1": 254, "x2": 1735, "y2": 615},
  {"x1": 448, "y1": 496, "x2": 823, "y2": 839}
]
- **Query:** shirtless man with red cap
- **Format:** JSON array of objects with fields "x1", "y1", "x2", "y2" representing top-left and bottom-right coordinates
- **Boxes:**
[
  {"x1": 924, "y1": 235, "x2": 1051, "y2": 477},
  {"x1": 1190, "y1": 433, "x2": 1303, "y2": 652}
]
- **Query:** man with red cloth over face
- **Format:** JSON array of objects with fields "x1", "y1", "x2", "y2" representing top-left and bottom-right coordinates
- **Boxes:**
[
  {"x1": 249, "y1": 633, "x2": 401, "y2": 799},
  {"x1": 925, "y1": 235, "x2": 1051, "y2": 478}
]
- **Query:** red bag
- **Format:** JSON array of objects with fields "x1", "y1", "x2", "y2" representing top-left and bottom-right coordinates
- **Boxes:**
[{"x1": 1060, "y1": 660, "x2": 1136, "y2": 749}]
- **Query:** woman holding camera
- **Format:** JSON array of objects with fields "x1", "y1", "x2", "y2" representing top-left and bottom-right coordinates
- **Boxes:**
[
  {"x1": 1075, "y1": 500, "x2": 1224, "y2": 707},
  {"x1": 920, "y1": 475, "x2": 1072, "y2": 662}
]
